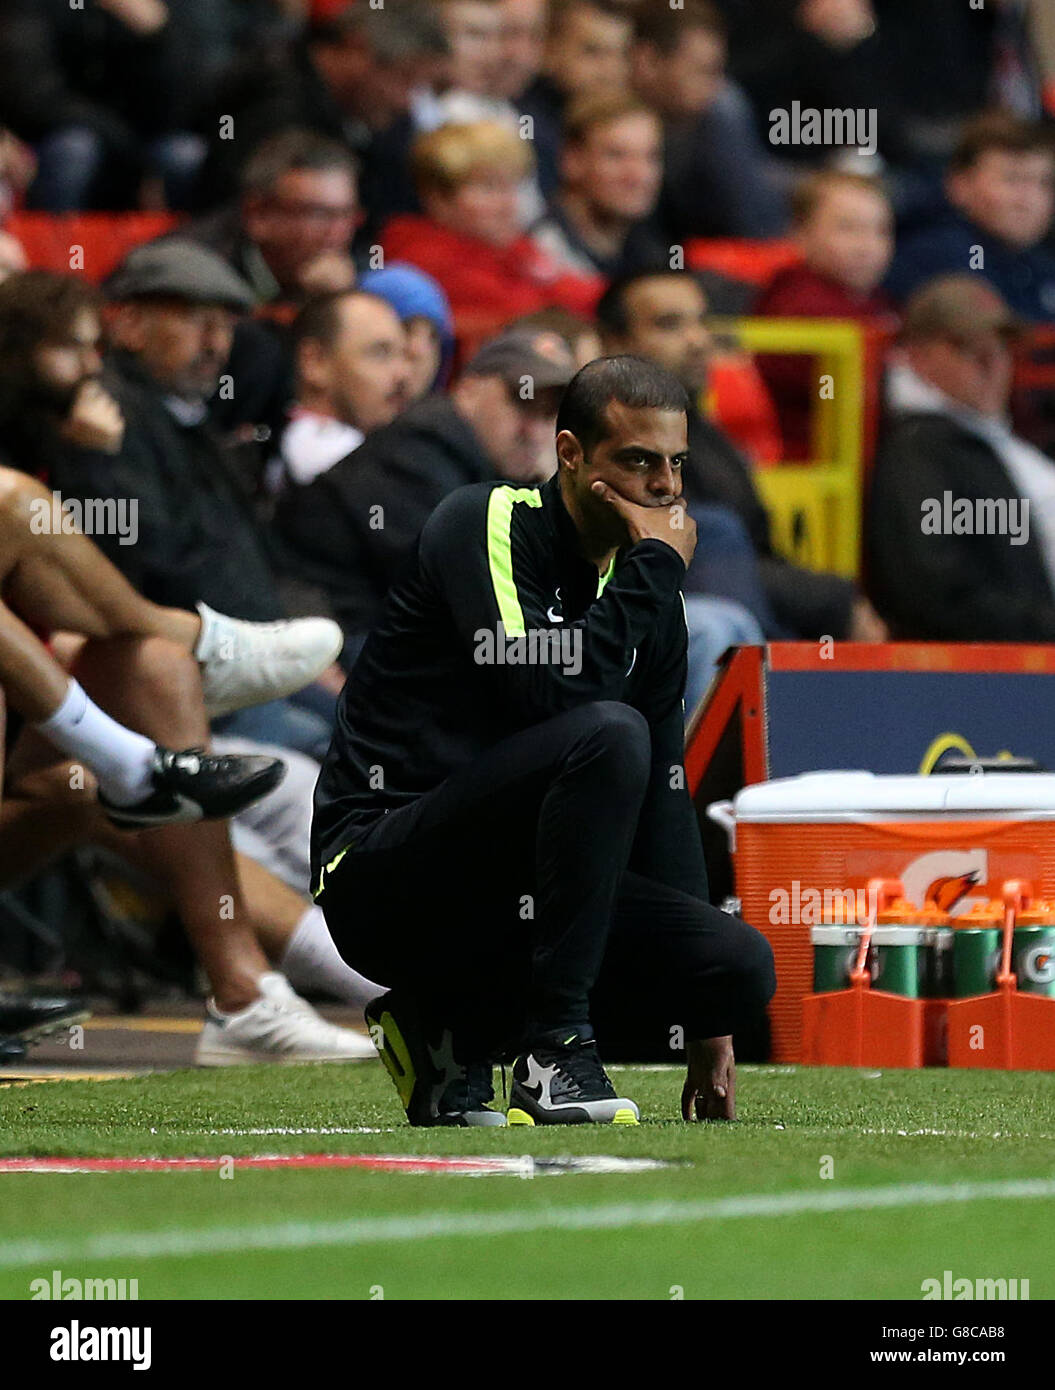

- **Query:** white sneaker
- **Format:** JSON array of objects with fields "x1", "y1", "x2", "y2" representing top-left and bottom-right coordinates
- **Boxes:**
[
  {"x1": 194, "y1": 973, "x2": 377, "y2": 1066},
  {"x1": 195, "y1": 602, "x2": 344, "y2": 718}
]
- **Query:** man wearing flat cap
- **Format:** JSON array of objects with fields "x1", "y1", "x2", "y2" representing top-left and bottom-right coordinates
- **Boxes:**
[
  {"x1": 276, "y1": 329, "x2": 578, "y2": 661},
  {"x1": 46, "y1": 239, "x2": 340, "y2": 755},
  {"x1": 868, "y1": 272, "x2": 1055, "y2": 641},
  {"x1": 51, "y1": 240, "x2": 276, "y2": 617}
]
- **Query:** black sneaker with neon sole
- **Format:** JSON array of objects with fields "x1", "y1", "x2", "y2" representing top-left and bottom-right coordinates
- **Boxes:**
[
  {"x1": 507, "y1": 1030, "x2": 639, "y2": 1125},
  {"x1": 364, "y1": 990, "x2": 506, "y2": 1127}
]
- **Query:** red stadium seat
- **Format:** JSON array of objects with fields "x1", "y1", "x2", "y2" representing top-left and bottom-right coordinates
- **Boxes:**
[
  {"x1": 6, "y1": 212, "x2": 180, "y2": 282},
  {"x1": 707, "y1": 352, "x2": 783, "y2": 464},
  {"x1": 686, "y1": 238, "x2": 802, "y2": 288}
]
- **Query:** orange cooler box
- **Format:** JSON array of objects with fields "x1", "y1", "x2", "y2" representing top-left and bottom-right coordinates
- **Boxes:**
[{"x1": 709, "y1": 772, "x2": 1055, "y2": 1062}]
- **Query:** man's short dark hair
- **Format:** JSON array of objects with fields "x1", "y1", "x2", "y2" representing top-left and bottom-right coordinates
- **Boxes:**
[
  {"x1": 556, "y1": 355, "x2": 688, "y2": 451},
  {"x1": 240, "y1": 128, "x2": 359, "y2": 199},
  {"x1": 949, "y1": 111, "x2": 1055, "y2": 174},
  {"x1": 312, "y1": 0, "x2": 448, "y2": 61},
  {"x1": 595, "y1": 268, "x2": 701, "y2": 338},
  {"x1": 291, "y1": 289, "x2": 394, "y2": 354}
]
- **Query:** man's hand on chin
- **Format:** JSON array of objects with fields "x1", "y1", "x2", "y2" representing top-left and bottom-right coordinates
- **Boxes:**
[
  {"x1": 682, "y1": 1035, "x2": 736, "y2": 1121},
  {"x1": 590, "y1": 481, "x2": 697, "y2": 569}
]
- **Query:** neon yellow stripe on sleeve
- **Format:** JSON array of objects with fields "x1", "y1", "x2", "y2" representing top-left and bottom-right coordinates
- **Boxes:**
[{"x1": 486, "y1": 486, "x2": 542, "y2": 637}]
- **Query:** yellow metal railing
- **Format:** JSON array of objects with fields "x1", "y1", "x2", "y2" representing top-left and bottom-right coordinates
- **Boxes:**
[{"x1": 709, "y1": 317, "x2": 866, "y2": 579}]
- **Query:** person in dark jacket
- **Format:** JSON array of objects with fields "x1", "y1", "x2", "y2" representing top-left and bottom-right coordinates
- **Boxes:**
[
  {"x1": 180, "y1": 130, "x2": 361, "y2": 309},
  {"x1": 47, "y1": 240, "x2": 343, "y2": 754},
  {"x1": 598, "y1": 268, "x2": 887, "y2": 640},
  {"x1": 190, "y1": 2, "x2": 448, "y2": 215},
  {"x1": 312, "y1": 355, "x2": 775, "y2": 1126},
  {"x1": 630, "y1": 0, "x2": 787, "y2": 241},
  {"x1": 0, "y1": 0, "x2": 206, "y2": 210},
  {"x1": 886, "y1": 113, "x2": 1055, "y2": 322},
  {"x1": 176, "y1": 130, "x2": 363, "y2": 450},
  {"x1": 275, "y1": 330, "x2": 576, "y2": 660},
  {"x1": 519, "y1": 0, "x2": 632, "y2": 136},
  {"x1": 62, "y1": 247, "x2": 286, "y2": 624},
  {"x1": 530, "y1": 92, "x2": 669, "y2": 281},
  {"x1": 869, "y1": 273, "x2": 1055, "y2": 641}
]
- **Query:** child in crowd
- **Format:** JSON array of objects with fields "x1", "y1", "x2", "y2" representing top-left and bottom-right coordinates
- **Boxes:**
[{"x1": 754, "y1": 170, "x2": 898, "y2": 459}]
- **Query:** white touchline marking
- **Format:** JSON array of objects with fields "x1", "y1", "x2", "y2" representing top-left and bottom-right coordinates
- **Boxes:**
[
  {"x1": 1, "y1": 1176, "x2": 1053, "y2": 1270},
  {"x1": 859, "y1": 1127, "x2": 1055, "y2": 1140},
  {"x1": 150, "y1": 1127, "x2": 392, "y2": 1136}
]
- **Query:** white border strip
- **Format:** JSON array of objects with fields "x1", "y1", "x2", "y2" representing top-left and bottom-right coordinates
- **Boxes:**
[{"x1": 1, "y1": 1177, "x2": 1053, "y2": 1270}]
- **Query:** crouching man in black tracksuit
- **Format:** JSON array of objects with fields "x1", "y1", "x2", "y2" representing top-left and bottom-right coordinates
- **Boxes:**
[{"x1": 312, "y1": 356, "x2": 775, "y2": 1126}]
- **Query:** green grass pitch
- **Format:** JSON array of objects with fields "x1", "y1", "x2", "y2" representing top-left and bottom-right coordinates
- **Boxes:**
[{"x1": 1, "y1": 1063, "x2": 1054, "y2": 1300}]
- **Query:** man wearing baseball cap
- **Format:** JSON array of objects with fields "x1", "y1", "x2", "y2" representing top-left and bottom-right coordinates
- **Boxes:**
[
  {"x1": 869, "y1": 272, "x2": 1055, "y2": 641},
  {"x1": 276, "y1": 328, "x2": 578, "y2": 658}
]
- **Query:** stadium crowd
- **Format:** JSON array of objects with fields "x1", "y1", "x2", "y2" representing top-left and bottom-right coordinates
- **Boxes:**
[{"x1": 1, "y1": 0, "x2": 1055, "y2": 1070}]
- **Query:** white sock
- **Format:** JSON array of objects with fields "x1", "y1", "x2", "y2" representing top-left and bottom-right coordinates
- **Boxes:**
[
  {"x1": 35, "y1": 679, "x2": 156, "y2": 806},
  {"x1": 280, "y1": 905, "x2": 385, "y2": 1012}
]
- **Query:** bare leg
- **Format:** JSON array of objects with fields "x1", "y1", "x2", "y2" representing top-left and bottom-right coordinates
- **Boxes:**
[
  {"x1": 0, "y1": 757, "x2": 299, "y2": 962},
  {"x1": 236, "y1": 851, "x2": 306, "y2": 962},
  {"x1": 67, "y1": 634, "x2": 269, "y2": 1010},
  {"x1": 0, "y1": 467, "x2": 198, "y2": 653},
  {"x1": 0, "y1": 599, "x2": 83, "y2": 722}
]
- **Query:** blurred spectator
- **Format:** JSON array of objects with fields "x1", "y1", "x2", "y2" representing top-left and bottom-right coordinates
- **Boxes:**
[
  {"x1": 276, "y1": 329, "x2": 575, "y2": 656},
  {"x1": 755, "y1": 170, "x2": 897, "y2": 457},
  {"x1": 0, "y1": 255, "x2": 342, "y2": 764},
  {"x1": 273, "y1": 289, "x2": 411, "y2": 492},
  {"x1": 0, "y1": 272, "x2": 117, "y2": 476},
  {"x1": 497, "y1": 0, "x2": 549, "y2": 102},
  {"x1": 193, "y1": 1, "x2": 447, "y2": 213},
  {"x1": 531, "y1": 92, "x2": 668, "y2": 277},
  {"x1": 508, "y1": 304, "x2": 602, "y2": 366},
  {"x1": 876, "y1": 0, "x2": 1044, "y2": 165},
  {"x1": 357, "y1": 261, "x2": 456, "y2": 396},
  {"x1": 363, "y1": 0, "x2": 558, "y2": 234},
  {"x1": 887, "y1": 113, "x2": 1055, "y2": 321},
  {"x1": 492, "y1": 0, "x2": 564, "y2": 203},
  {"x1": 181, "y1": 128, "x2": 362, "y2": 452},
  {"x1": 0, "y1": 231, "x2": 27, "y2": 284},
  {"x1": 731, "y1": 0, "x2": 912, "y2": 174},
  {"x1": 869, "y1": 273, "x2": 1055, "y2": 641},
  {"x1": 630, "y1": 0, "x2": 788, "y2": 238},
  {"x1": 728, "y1": 0, "x2": 1047, "y2": 179},
  {"x1": 0, "y1": 129, "x2": 36, "y2": 220},
  {"x1": 1035, "y1": 0, "x2": 1055, "y2": 118},
  {"x1": 423, "y1": 0, "x2": 510, "y2": 120},
  {"x1": 184, "y1": 129, "x2": 360, "y2": 306},
  {"x1": 381, "y1": 121, "x2": 601, "y2": 329},
  {"x1": 0, "y1": 0, "x2": 207, "y2": 210},
  {"x1": 598, "y1": 268, "x2": 885, "y2": 641},
  {"x1": 521, "y1": 0, "x2": 632, "y2": 133},
  {"x1": 0, "y1": 249, "x2": 280, "y2": 620}
]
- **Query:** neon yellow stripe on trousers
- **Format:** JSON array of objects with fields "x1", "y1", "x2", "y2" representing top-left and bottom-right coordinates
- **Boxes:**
[
  {"x1": 313, "y1": 845, "x2": 350, "y2": 900},
  {"x1": 486, "y1": 485, "x2": 542, "y2": 637}
]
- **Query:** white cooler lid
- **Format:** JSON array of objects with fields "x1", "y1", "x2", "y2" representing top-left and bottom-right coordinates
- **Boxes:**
[{"x1": 732, "y1": 771, "x2": 1055, "y2": 818}]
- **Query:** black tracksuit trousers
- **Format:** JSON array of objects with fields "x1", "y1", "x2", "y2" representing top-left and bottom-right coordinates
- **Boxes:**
[{"x1": 317, "y1": 701, "x2": 775, "y2": 1060}]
